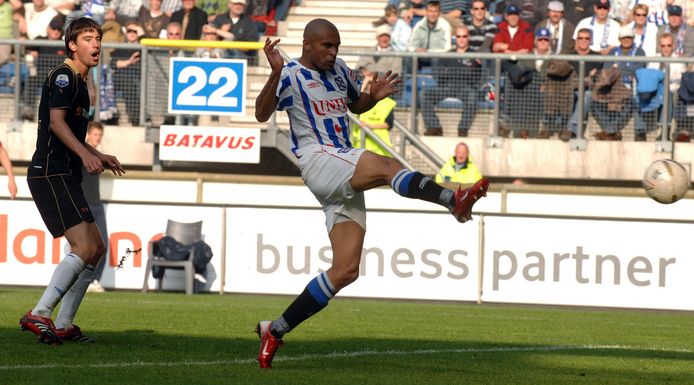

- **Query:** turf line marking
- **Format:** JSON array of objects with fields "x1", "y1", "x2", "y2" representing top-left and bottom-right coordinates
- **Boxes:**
[{"x1": 1, "y1": 344, "x2": 691, "y2": 371}]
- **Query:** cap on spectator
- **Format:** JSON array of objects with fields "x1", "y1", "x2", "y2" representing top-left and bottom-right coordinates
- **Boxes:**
[
  {"x1": 535, "y1": 27, "x2": 551, "y2": 39},
  {"x1": 426, "y1": 0, "x2": 440, "y2": 6},
  {"x1": 230, "y1": 0, "x2": 246, "y2": 4},
  {"x1": 49, "y1": 19, "x2": 64, "y2": 30},
  {"x1": 505, "y1": 4, "x2": 520, "y2": 14},
  {"x1": 375, "y1": 24, "x2": 391, "y2": 37},
  {"x1": 668, "y1": 5, "x2": 683, "y2": 16},
  {"x1": 548, "y1": 1, "x2": 564, "y2": 12},
  {"x1": 594, "y1": 0, "x2": 610, "y2": 8},
  {"x1": 618, "y1": 25, "x2": 635, "y2": 38}
]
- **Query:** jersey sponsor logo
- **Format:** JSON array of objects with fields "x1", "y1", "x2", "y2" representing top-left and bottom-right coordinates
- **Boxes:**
[
  {"x1": 306, "y1": 81, "x2": 321, "y2": 89},
  {"x1": 334, "y1": 76, "x2": 347, "y2": 91},
  {"x1": 310, "y1": 97, "x2": 348, "y2": 116},
  {"x1": 55, "y1": 74, "x2": 69, "y2": 88}
]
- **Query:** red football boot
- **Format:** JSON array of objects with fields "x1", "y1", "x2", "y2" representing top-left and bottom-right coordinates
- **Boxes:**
[
  {"x1": 451, "y1": 178, "x2": 490, "y2": 223},
  {"x1": 19, "y1": 310, "x2": 62, "y2": 346},
  {"x1": 55, "y1": 325, "x2": 94, "y2": 343},
  {"x1": 255, "y1": 320, "x2": 284, "y2": 369}
]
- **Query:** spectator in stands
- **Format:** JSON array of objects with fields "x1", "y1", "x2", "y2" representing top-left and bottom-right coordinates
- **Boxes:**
[
  {"x1": 47, "y1": 0, "x2": 75, "y2": 17},
  {"x1": 171, "y1": 0, "x2": 208, "y2": 40},
  {"x1": 22, "y1": 17, "x2": 65, "y2": 121},
  {"x1": 591, "y1": 66, "x2": 633, "y2": 140},
  {"x1": 492, "y1": 4, "x2": 533, "y2": 54},
  {"x1": 196, "y1": 0, "x2": 227, "y2": 22},
  {"x1": 403, "y1": 0, "x2": 426, "y2": 28},
  {"x1": 111, "y1": 20, "x2": 144, "y2": 125},
  {"x1": 658, "y1": 5, "x2": 693, "y2": 56},
  {"x1": 563, "y1": 28, "x2": 601, "y2": 141},
  {"x1": 498, "y1": 0, "x2": 548, "y2": 27},
  {"x1": 350, "y1": 74, "x2": 397, "y2": 157},
  {"x1": 628, "y1": 4, "x2": 658, "y2": 56},
  {"x1": 273, "y1": 0, "x2": 291, "y2": 24},
  {"x1": 211, "y1": 0, "x2": 258, "y2": 60},
  {"x1": 437, "y1": 0, "x2": 467, "y2": 28},
  {"x1": 112, "y1": 0, "x2": 143, "y2": 25},
  {"x1": 0, "y1": 0, "x2": 20, "y2": 66},
  {"x1": 561, "y1": 0, "x2": 592, "y2": 26},
  {"x1": 649, "y1": 33, "x2": 685, "y2": 95},
  {"x1": 408, "y1": 0, "x2": 452, "y2": 68},
  {"x1": 82, "y1": 122, "x2": 108, "y2": 293},
  {"x1": 67, "y1": 0, "x2": 106, "y2": 25},
  {"x1": 535, "y1": 1, "x2": 575, "y2": 54},
  {"x1": 464, "y1": 0, "x2": 497, "y2": 52},
  {"x1": 573, "y1": 0, "x2": 620, "y2": 55},
  {"x1": 435, "y1": 142, "x2": 482, "y2": 185},
  {"x1": 628, "y1": 0, "x2": 669, "y2": 25},
  {"x1": 161, "y1": 0, "x2": 182, "y2": 17},
  {"x1": 20, "y1": 0, "x2": 59, "y2": 39},
  {"x1": 649, "y1": 33, "x2": 685, "y2": 140},
  {"x1": 195, "y1": 24, "x2": 225, "y2": 58},
  {"x1": 422, "y1": 25, "x2": 482, "y2": 137},
  {"x1": 374, "y1": 5, "x2": 412, "y2": 52},
  {"x1": 356, "y1": 25, "x2": 403, "y2": 79},
  {"x1": 0, "y1": 140, "x2": 16, "y2": 199},
  {"x1": 101, "y1": 3, "x2": 123, "y2": 62},
  {"x1": 139, "y1": 0, "x2": 170, "y2": 38},
  {"x1": 246, "y1": 0, "x2": 277, "y2": 36},
  {"x1": 605, "y1": 25, "x2": 646, "y2": 88}
]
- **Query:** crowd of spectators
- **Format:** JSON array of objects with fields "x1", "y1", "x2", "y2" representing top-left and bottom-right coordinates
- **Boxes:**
[{"x1": 366, "y1": 0, "x2": 694, "y2": 141}]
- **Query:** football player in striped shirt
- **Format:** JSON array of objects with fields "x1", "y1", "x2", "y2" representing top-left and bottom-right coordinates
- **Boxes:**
[{"x1": 253, "y1": 18, "x2": 489, "y2": 368}]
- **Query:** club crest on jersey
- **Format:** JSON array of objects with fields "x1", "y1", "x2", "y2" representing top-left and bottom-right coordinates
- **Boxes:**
[
  {"x1": 334, "y1": 76, "x2": 347, "y2": 91},
  {"x1": 55, "y1": 74, "x2": 69, "y2": 88}
]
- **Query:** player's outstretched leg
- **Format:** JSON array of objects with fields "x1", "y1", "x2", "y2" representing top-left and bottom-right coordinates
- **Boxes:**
[
  {"x1": 390, "y1": 169, "x2": 489, "y2": 222},
  {"x1": 451, "y1": 178, "x2": 490, "y2": 222}
]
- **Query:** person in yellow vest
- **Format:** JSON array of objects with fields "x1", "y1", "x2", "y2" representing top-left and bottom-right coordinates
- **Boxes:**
[
  {"x1": 435, "y1": 142, "x2": 482, "y2": 185},
  {"x1": 351, "y1": 73, "x2": 397, "y2": 157}
]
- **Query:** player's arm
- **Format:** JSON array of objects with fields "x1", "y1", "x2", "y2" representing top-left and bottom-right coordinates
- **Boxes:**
[
  {"x1": 0, "y1": 144, "x2": 17, "y2": 199},
  {"x1": 49, "y1": 109, "x2": 104, "y2": 175},
  {"x1": 85, "y1": 142, "x2": 125, "y2": 176},
  {"x1": 255, "y1": 38, "x2": 283, "y2": 122},
  {"x1": 348, "y1": 70, "x2": 400, "y2": 114}
]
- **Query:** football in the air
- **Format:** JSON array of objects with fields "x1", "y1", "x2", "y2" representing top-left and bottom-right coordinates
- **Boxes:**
[{"x1": 642, "y1": 159, "x2": 691, "y2": 204}]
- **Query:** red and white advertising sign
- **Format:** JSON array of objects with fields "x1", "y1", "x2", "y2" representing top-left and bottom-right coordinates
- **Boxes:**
[{"x1": 159, "y1": 125, "x2": 260, "y2": 163}]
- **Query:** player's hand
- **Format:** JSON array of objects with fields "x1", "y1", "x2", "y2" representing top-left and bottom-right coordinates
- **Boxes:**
[
  {"x1": 100, "y1": 153, "x2": 125, "y2": 176},
  {"x1": 368, "y1": 70, "x2": 400, "y2": 101},
  {"x1": 7, "y1": 179, "x2": 16, "y2": 199},
  {"x1": 263, "y1": 37, "x2": 284, "y2": 72},
  {"x1": 82, "y1": 152, "x2": 104, "y2": 175}
]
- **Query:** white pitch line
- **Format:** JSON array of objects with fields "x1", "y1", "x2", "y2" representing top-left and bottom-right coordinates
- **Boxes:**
[{"x1": 0, "y1": 344, "x2": 691, "y2": 371}]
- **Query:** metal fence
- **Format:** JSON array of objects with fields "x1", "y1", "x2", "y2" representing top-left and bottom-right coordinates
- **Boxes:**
[{"x1": 1, "y1": 39, "x2": 692, "y2": 147}]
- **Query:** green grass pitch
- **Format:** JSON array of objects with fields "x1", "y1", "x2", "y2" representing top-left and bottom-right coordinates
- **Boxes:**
[{"x1": 1, "y1": 288, "x2": 693, "y2": 384}]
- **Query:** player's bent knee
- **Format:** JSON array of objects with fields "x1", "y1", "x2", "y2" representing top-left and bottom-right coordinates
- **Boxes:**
[{"x1": 332, "y1": 266, "x2": 360, "y2": 290}]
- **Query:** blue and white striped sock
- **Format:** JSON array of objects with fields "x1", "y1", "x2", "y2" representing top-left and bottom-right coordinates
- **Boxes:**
[
  {"x1": 391, "y1": 169, "x2": 454, "y2": 208},
  {"x1": 272, "y1": 272, "x2": 336, "y2": 338}
]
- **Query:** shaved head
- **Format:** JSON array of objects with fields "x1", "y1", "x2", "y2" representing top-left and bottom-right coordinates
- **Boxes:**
[
  {"x1": 303, "y1": 18, "x2": 338, "y2": 40},
  {"x1": 300, "y1": 18, "x2": 341, "y2": 71}
]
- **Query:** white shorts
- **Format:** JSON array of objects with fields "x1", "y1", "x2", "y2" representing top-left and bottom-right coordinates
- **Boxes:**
[{"x1": 296, "y1": 144, "x2": 366, "y2": 232}]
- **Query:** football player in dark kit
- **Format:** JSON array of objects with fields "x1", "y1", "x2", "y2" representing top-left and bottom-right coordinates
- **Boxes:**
[{"x1": 20, "y1": 17, "x2": 125, "y2": 345}]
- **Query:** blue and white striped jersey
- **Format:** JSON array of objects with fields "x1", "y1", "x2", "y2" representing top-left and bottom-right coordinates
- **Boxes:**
[{"x1": 275, "y1": 58, "x2": 362, "y2": 153}]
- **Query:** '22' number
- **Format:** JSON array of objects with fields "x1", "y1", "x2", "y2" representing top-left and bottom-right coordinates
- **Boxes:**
[{"x1": 176, "y1": 66, "x2": 238, "y2": 107}]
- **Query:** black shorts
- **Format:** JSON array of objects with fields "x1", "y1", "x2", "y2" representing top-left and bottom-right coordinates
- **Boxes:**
[{"x1": 27, "y1": 174, "x2": 94, "y2": 238}]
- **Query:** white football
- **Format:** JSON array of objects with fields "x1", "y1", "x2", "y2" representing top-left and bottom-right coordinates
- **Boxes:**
[{"x1": 642, "y1": 159, "x2": 691, "y2": 204}]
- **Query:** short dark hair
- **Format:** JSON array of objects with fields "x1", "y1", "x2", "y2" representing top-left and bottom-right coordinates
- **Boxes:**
[
  {"x1": 576, "y1": 28, "x2": 592, "y2": 37},
  {"x1": 64, "y1": 17, "x2": 102, "y2": 58}
]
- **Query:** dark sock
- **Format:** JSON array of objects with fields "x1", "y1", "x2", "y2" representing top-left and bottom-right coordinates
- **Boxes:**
[
  {"x1": 271, "y1": 272, "x2": 335, "y2": 339},
  {"x1": 390, "y1": 170, "x2": 455, "y2": 209}
]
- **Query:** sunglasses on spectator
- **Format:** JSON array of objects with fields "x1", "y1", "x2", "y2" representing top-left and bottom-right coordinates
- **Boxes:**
[
  {"x1": 472, "y1": 7, "x2": 485, "y2": 10},
  {"x1": 661, "y1": 44, "x2": 672, "y2": 47},
  {"x1": 537, "y1": 37, "x2": 550, "y2": 41},
  {"x1": 577, "y1": 36, "x2": 591, "y2": 40},
  {"x1": 126, "y1": 29, "x2": 138, "y2": 33},
  {"x1": 634, "y1": 13, "x2": 647, "y2": 16},
  {"x1": 596, "y1": 5, "x2": 609, "y2": 9},
  {"x1": 456, "y1": 34, "x2": 469, "y2": 38}
]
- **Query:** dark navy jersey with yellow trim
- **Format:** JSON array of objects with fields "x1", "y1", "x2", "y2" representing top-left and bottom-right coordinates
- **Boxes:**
[{"x1": 28, "y1": 59, "x2": 90, "y2": 181}]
